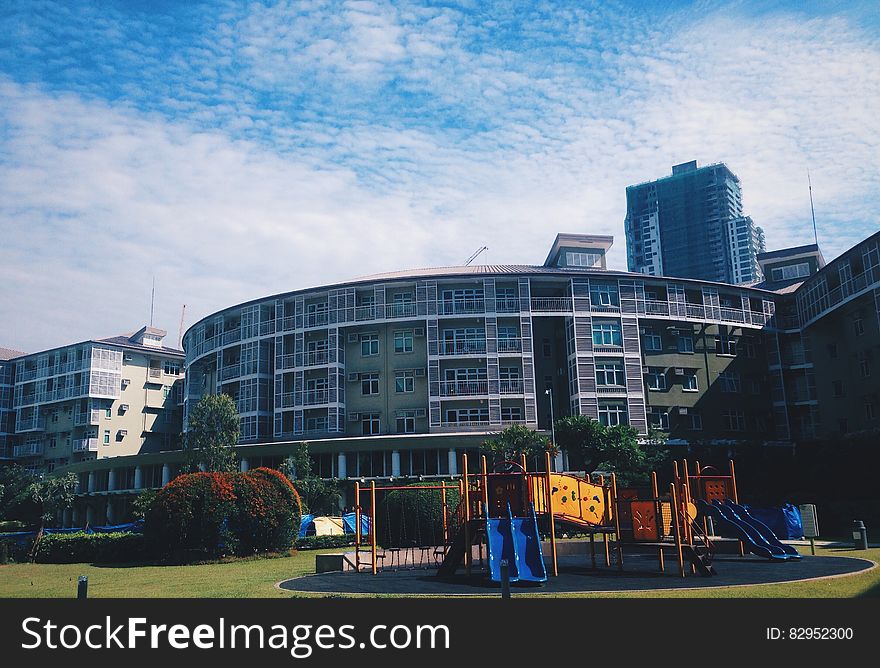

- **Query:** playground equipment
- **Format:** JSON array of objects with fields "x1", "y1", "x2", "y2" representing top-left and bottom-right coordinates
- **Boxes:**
[{"x1": 680, "y1": 460, "x2": 802, "y2": 562}]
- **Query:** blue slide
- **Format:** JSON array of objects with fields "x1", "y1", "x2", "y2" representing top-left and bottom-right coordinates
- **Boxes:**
[
  {"x1": 724, "y1": 500, "x2": 802, "y2": 560},
  {"x1": 485, "y1": 503, "x2": 548, "y2": 583},
  {"x1": 697, "y1": 500, "x2": 790, "y2": 561}
]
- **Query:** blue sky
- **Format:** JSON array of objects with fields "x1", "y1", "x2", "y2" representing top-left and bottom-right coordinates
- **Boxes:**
[{"x1": 1, "y1": 0, "x2": 878, "y2": 351}]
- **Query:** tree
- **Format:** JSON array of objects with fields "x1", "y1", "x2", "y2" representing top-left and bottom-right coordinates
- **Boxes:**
[
  {"x1": 554, "y1": 415, "x2": 607, "y2": 472},
  {"x1": 27, "y1": 472, "x2": 78, "y2": 531},
  {"x1": 0, "y1": 465, "x2": 40, "y2": 523},
  {"x1": 481, "y1": 424, "x2": 556, "y2": 464},
  {"x1": 278, "y1": 443, "x2": 341, "y2": 515},
  {"x1": 130, "y1": 488, "x2": 158, "y2": 521},
  {"x1": 183, "y1": 393, "x2": 240, "y2": 473}
]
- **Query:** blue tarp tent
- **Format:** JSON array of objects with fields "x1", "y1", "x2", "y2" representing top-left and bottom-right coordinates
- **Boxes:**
[
  {"x1": 298, "y1": 514, "x2": 316, "y2": 537},
  {"x1": 343, "y1": 512, "x2": 370, "y2": 536},
  {"x1": 743, "y1": 503, "x2": 804, "y2": 539}
]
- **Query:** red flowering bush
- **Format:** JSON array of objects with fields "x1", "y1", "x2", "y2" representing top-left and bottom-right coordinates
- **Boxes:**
[{"x1": 145, "y1": 468, "x2": 301, "y2": 559}]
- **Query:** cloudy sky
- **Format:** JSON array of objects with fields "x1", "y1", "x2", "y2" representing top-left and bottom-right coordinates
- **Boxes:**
[{"x1": 1, "y1": 0, "x2": 878, "y2": 352}]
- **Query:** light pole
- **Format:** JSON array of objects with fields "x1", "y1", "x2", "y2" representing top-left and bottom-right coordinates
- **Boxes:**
[{"x1": 545, "y1": 388, "x2": 556, "y2": 463}]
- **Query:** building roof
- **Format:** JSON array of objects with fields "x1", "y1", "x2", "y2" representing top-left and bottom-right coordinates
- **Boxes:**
[
  {"x1": 12, "y1": 329, "x2": 183, "y2": 362},
  {"x1": 543, "y1": 233, "x2": 614, "y2": 267},
  {"x1": 0, "y1": 347, "x2": 26, "y2": 361},
  {"x1": 757, "y1": 243, "x2": 825, "y2": 267}
]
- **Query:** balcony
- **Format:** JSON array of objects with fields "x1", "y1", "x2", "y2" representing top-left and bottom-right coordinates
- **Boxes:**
[
  {"x1": 73, "y1": 438, "x2": 99, "y2": 453},
  {"x1": 15, "y1": 414, "x2": 45, "y2": 432},
  {"x1": 74, "y1": 409, "x2": 102, "y2": 426},
  {"x1": 14, "y1": 442, "x2": 43, "y2": 458},
  {"x1": 303, "y1": 389, "x2": 330, "y2": 406},
  {"x1": 495, "y1": 298, "x2": 520, "y2": 313},
  {"x1": 719, "y1": 307, "x2": 745, "y2": 323},
  {"x1": 497, "y1": 338, "x2": 521, "y2": 354},
  {"x1": 596, "y1": 385, "x2": 628, "y2": 395},
  {"x1": 258, "y1": 320, "x2": 276, "y2": 336},
  {"x1": 303, "y1": 350, "x2": 331, "y2": 367},
  {"x1": 685, "y1": 304, "x2": 706, "y2": 318},
  {"x1": 438, "y1": 420, "x2": 491, "y2": 430},
  {"x1": 439, "y1": 380, "x2": 488, "y2": 397},
  {"x1": 530, "y1": 297, "x2": 572, "y2": 312},
  {"x1": 220, "y1": 365, "x2": 241, "y2": 381},
  {"x1": 305, "y1": 312, "x2": 329, "y2": 328},
  {"x1": 355, "y1": 306, "x2": 376, "y2": 321},
  {"x1": 644, "y1": 300, "x2": 670, "y2": 316},
  {"x1": 221, "y1": 329, "x2": 242, "y2": 345},
  {"x1": 438, "y1": 340, "x2": 487, "y2": 356},
  {"x1": 438, "y1": 299, "x2": 485, "y2": 315},
  {"x1": 499, "y1": 379, "x2": 524, "y2": 394},
  {"x1": 388, "y1": 302, "x2": 418, "y2": 319}
]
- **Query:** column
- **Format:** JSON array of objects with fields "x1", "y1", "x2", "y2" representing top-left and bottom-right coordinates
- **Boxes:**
[
  {"x1": 448, "y1": 448, "x2": 457, "y2": 475},
  {"x1": 391, "y1": 450, "x2": 401, "y2": 477},
  {"x1": 161, "y1": 463, "x2": 171, "y2": 486},
  {"x1": 108, "y1": 468, "x2": 117, "y2": 492},
  {"x1": 72, "y1": 505, "x2": 81, "y2": 527},
  {"x1": 240, "y1": 458, "x2": 249, "y2": 472},
  {"x1": 337, "y1": 452, "x2": 347, "y2": 479},
  {"x1": 87, "y1": 471, "x2": 96, "y2": 493},
  {"x1": 134, "y1": 466, "x2": 143, "y2": 490},
  {"x1": 554, "y1": 451, "x2": 564, "y2": 473},
  {"x1": 63, "y1": 507, "x2": 72, "y2": 528},
  {"x1": 86, "y1": 504, "x2": 95, "y2": 526},
  {"x1": 105, "y1": 499, "x2": 114, "y2": 524}
]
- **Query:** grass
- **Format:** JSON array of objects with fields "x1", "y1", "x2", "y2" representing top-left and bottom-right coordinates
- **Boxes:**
[{"x1": 0, "y1": 545, "x2": 877, "y2": 598}]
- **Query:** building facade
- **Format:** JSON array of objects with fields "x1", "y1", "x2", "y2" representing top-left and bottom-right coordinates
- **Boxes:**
[
  {"x1": 0, "y1": 348, "x2": 24, "y2": 461},
  {"x1": 625, "y1": 161, "x2": 765, "y2": 284},
  {"x1": 9, "y1": 327, "x2": 184, "y2": 475}
]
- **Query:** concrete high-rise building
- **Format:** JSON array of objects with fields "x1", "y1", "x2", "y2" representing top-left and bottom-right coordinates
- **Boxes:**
[
  {"x1": 0, "y1": 347, "x2": 25, "y2": 461},
  {"x1": 625, "y1": 161, "x2": 765, "y2": 284}
]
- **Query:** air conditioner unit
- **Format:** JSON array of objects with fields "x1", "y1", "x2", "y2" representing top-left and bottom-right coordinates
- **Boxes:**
[
  {"x1": 347, "y1": 333, "x2": 359, "y2": 343},
  {"x1": 348, "y1": 412, "x2": 360, "y2": 422},
  {"x1": 415, "y1": 408, "x2": 427, "y2": 418},
  {"x1": 118, "y1": 429, "x2": 128, "y2": 436},
  {"x1": 642, "y1": 366, "x2": 651, "y2": 374},
  {"x1": 121, "y1": 378, "x2": 130, "y2": 387},
  {"x1": 674, "y1": 368, "x2": 685, "y2": 375},
  {"x1": 678, "y1": 407, "x2": 688, "y2": 415},
  {"x1": 414, "y1": 368, "x2": 426, "y2": 377},
  {"x1": 120, "y1": 404, "x2": 130, "y2": 412},
  {"x1": 414, "y1": 327, "x2": 425, "y2": 337},
  {"x1": 638, "y1": 328, "x2": 646, "y2": 334},
  {"x1": 347, "y1": 372, "x2": 360, "y2": 382}
]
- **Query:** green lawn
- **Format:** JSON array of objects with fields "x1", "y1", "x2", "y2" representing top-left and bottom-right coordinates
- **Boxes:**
[{"x1": 0, "y1": 545, "x2": 876, "y2": 598}]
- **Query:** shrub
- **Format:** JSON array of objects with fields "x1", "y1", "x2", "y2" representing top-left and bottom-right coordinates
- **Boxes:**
[
  {"x1": 376, "y1": 482, "x2": 460, "y2": 548},
  {"x1": 145, "y1": 467, "x2": 301, "y2": 559},
  {"x1": 34, "y1": 532, "x2": 145, "y2": 564},
  {"x1": 295, "y1": 535, "x2": 356, "y2": 550}
]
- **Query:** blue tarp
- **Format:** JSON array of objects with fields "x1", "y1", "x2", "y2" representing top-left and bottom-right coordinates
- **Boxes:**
[
  {"x1": 298, "y1": 514, "x2": 316, "y2": 537},
  {"x1": 742, "y1": 503, "x2": 804, "y2": 539},
  {"x1": 343, "y1": 512, "x2": 370, "y2": 536}
]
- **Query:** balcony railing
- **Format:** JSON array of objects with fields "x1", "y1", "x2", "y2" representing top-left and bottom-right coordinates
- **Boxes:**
[
  {"x1": 645, "y1": 300, "x2": 670, "y2": 315},
  {"x1": 220, "y1": 365, "x2": 241, "y2": 381},
  {"x1": 439, "y1": 420, "x2": 490, "y2": 429},
  {"x1": 596, "y1": 385, "x2": 627, "y2": 394},
  {"x1": 438, "y1": 299, "x2": 485, "y2": 315},
  {"x1": 15, "y1": 414, "x2": 45, "y2": 432},
  {"x1": 14, "y1": 442, "x2": 43, "y2": 458},
  {"x1": 685, "y1": 304, "x2": 706, "y2": 318},
  {"x1": 75, "y1": 409, "x2": 102, "y2": 426},
  {"x1": 495, "y1": 298, "x2": 519, "y2": 313},
  {"x1": 72, "y1": 438, "x2": 99, "y2": 453},
  {"x1": 305, "y1": 312, "x2": 329, "y2": 328},
  {"x1": 439, "y1": 380, "x2": 488, "y2": 396},
  {"x1": 221, "y1": 329, "x2": 242, "y2": 345},
  {"x1": 303, "y1": 350, "x2": 331, "y2": 367},
  {"x1": 388, "y1": 302, "x2": 417, "y2": 318},
  {"x1": 355, "y1": 306, "x2": 376, "y2": 321},
  {"x1": 303, "y1": 389, "x2": 330, "y2": 406},
  {"x1": 530, "y1": 297, "x2": 572, "y2": 312},
  {"x1": 499, "y1": 379, "x2": 524, "y2": 394},
  {"x1": 497, "y1": 338, "x2": 522, "y2": 353},
  {"x1": 438, "y1": 340, "x2": 487, "y2": 356}
]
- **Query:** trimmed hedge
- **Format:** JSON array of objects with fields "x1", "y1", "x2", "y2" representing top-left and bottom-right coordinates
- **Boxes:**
[
  {"x1": 34, "y1": 532, "x2": 145, "y2": 564},
  {"x1": 145, "y1": 467, "x2": 301, "y2": 559},
  {"x1": 295, "y1": 535, "x2": 356, "y2": 550},
  {"x1": 376, "y1": 482, "x2": 461, "y2": 548}
]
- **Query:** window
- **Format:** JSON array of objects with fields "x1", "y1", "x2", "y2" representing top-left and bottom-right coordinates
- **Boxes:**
[
  {"x1": 646, "y1": 367, "x2": 667, "y2": 391},
  {"x1": 643, "y1": 332, "x2": 662, "y2": 351},
  {"x1": 595, "y1": 361, "x2": 625, "y2": 386},
  {"x1": 854, "y1": 318, "x2": 865, "y2": 337},
  {"x1": 715, "y1": 337, "x2": 737, "y2": 356},
  {"x1": 682, "y1": 370, "x2": 698, "y2": 392},
  {"x1": 687, "y1": 412, "x2": 703, "y2": 431},
  {"x1": 858, "y1": 354, "x2": 870, "y2": 378},
  {"x1": 722, "y1": 410, "x2": 746, "y2": 432},
  {"x1": 866, "y1": 399, "x2": 877, "y2": 421},
  {"x1": 396, "y1": 411, "x2": 416, "y2": 434},
  {"x1": 592, "y1": 321, "x2": 622, "y2": 346},
  {"x1": 163, "y1": 360, "x2": 181, "y2": 375},
  {"x1": 394, "y1": 330, "x2": 414, "y2": 354},
  {"x1": 648, "y1": 408, "x2": 670, "y2": 430},
  {"x1": 446, "y1": 408, "x2": 488, "y2": 425},
  {"x1": 103, "y1": 430, "x2": 111, "y2": 445},
  {"x1": 566, "y1": 251, "x2": 601, "y2": 268},
  {"x1": 501, "y1": 406, "x2": 523, "y2": 422},
  {"x1": 743, "y1": 340, "x2": 756, "y2": 358},
  {"x1": 499, "y1": 367, "x2": 521, "y2": 380},
  {"x1": 360, "y1": 333, "x2": 379, "y2": 356},
  {"x1": 361, "y1": 372, "x2": 379, "y2": 396},
  {"x1": 677, "y1": 336, "x2": 694, "y2": 353},
  {"x1": 163, "y1": 385, "x2": 172, "y2": 399},
  {"x1": 719, "y1": 372, "x2": 741, "y2": 393},
  {"x1": 361, "y1": 413, "x2": 380, "y2": 436},
  {"x1": 832, "y1": 380, "x2": 845, "y2": 398},
  {"x1": 590, "y1": 283, "x2": 619, "y2": 307},
  {"x1": 105, "y1": 408, "x2": 112, "y2": 418},
  {"x1": 542, "y1": 338, "x2": 552, "y2": 357},
  {"x1": 598, "y1": 403, "x2": 628, "y2": 427},
  {"x1": 827, "y1": 343, "x2": 838, "y2": 359},
  {"x1": 394, "y1": 370, "x2": 415, "y2": 394},
  {"x1": 391, "y1": 292, "x2": 415, "y2": 317},
  {"x1": 770, "y1": 262, "x2": 810, "y2": 281}
]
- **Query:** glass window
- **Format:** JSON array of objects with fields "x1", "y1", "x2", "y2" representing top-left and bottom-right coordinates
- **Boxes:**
[
  {"x1": 590, "y1": 284, "x2": 619, "y2": 307},
  {"x1": 566, "y1": 251, "x2": 601, "y2": 268},
  {"x1": 361, "y1": 334, "x2": 379, "y2": 356},
  {"x1": 715, "y1": 337, "x2": 737, "y2": 356},
  {"x1": 648, "y1": 408, "x2": 669, "y2": 430},
  {"x1": 688, "y1": 412, "x2": 703, "y2": 430},
  {"x1": 677, "y1": 336, "x2": 694, "y2": 353},
  {"x1": 646, "y1": 367, "x2": 666, "y2": 391},
  {"x1": 103, "y1": 430, "x2": 110, "y2": 445},
  {"x1": 595, "y1": 361, "x2": 625, "y2": 386},
  {"x1": 598, "y1": 403, "x2": 628, "y2": 427},
  {"x1": 396, "y1": 412, "x2": 416, "y2": 434},
  {"x1": 682, "y1": 370, "x2": 698, "y2": 391},
  {"x1": 361, "y1": 373, "x2": 379, "y2": 396},
  {"x1": 719, "y1": 372, "x2": 741, "y2": 393},
  {"x1": 722, "y1": 410, "x2": 746, "y2": 431},
  {"x1": 361, "y1": 413, "x2": 380, "y2": 436},
  {"x1": 643, "y1": 332, "x2": 662, "y2": 351},
  {"x1": 394, "y1": 330, "x2": 414, "y2": 353},
  {"x1": 394, "y1": 370, "x2": 415, "y2": 393},
  {"x1": 592, "y1": 321, "x2": 622, "y2": 346}
]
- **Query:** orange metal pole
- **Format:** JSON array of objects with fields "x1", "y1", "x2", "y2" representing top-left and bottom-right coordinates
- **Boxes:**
[
  {"x1": 610, "y1": 472, "x2": 623, "y2": 571},
  {"x1": 670, "y1": 482, "x2": 685, "y2": 578},
  {"x1": 651, "y1": 471, "x2": 664, "y2": 572},
  {"x1": 480, "y1": 454, "x2": 489, "y2": 515},
  {"x1": 681, "y1": 459, "x2": 692, "y2": 545},
  {"x1": 441, "y1": 483, "x2": 448, "y2": 544},
  {"x1": 544, "y1": 450, "x2": 558, "y2": 576},
  {"x1": 521, "y1": 453, "x2": 527, "y2": 473},
  {"x1": 370, "y1": 480, "x2": 377, "y2": 575},
  {"x1": 354, "y1": 481, "x2": 361, "y2": 572},
  {"x1": 730, "y1": 459, "x2": 744, "y2": 556}
]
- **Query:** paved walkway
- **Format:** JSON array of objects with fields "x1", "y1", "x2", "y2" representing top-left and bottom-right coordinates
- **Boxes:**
[{"x1": 279, "y1": 552, "x2": 875, "y2": 596}]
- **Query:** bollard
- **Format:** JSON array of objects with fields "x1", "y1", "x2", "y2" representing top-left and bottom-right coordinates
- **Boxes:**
[
  {"x1": 77, "y1": 576, "x2": 88, "y2": 599},
  {"x1": 853, "y1": 520, "x2": 868, "y2": 550},
  {"x1": 500, "y1": 559, "x2": 511, "y2": 599}
]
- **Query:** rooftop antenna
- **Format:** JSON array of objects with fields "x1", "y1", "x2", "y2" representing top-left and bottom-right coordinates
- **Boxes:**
[
  {"x1": 150, "y1": 276, "x2": 155, "y2": 327},
  {"x1": 807, "y1": 170, "x2": 819, "y2": 246},
  {"x1": 177, "y1": 304, "x2": 187, "y2": 350},
  {"x1": 464, "y1": 246, "x2": 488, "y2": 266}
]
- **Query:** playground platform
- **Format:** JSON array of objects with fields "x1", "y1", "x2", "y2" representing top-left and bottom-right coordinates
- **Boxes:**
[{"x1": 279, "y1": 552, "x2": 875, "y2": 596}]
